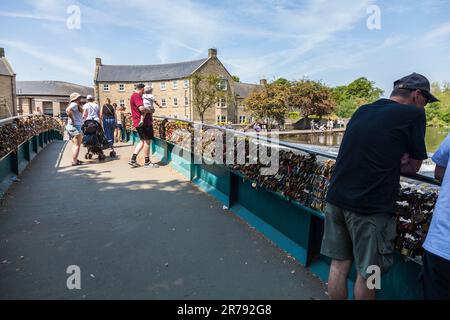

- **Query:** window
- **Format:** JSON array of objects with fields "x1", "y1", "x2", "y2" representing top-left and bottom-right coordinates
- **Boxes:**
[
  {"x1": 217, "y1": 97, "x2": 226, "y2": 108},
  {"x1": 239, "y1": 115, "x2": 247, "y2": 124},
  {"x1": 119, "y1": 100, "x2": 125, "y2": 108},
  {"x1": 103, "y1": 84, "x2": 110, "y2": 92},
  {"x1": 218, "y1": 79, "x2": 227, "y2": 91},
  {"x1": 173, "y1": 97, "x2": 178, "y2": 107},
  {"x1": 161, "y1": 98, "x2": 166, "y2": 107},
  {"x1": 161, "y1": 82, "x2": 166, "y2": 90},
  {"x1": 184, "y1": 96, "x2": 189, "y2": 106},
  {"x1": 216, "y1": 115, "x2": 227, "y2": 123},
  {"x1": 119, "y1": 84, "x2": 125, "y2": 92},
  {"x1": 172, "y1": 80, "x2": 178, "y2": 89},
  {"x1": 184, "y1": 79, "x2": 189, "y2": 88}
]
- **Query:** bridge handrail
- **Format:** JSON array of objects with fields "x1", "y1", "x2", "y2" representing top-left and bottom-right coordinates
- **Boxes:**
[
  {"x1": 153, "y1": 116, "x2": 441, "y2": 187},
  {"x1": 0, "y1": 114, "x2": 39, "y2": 126}
]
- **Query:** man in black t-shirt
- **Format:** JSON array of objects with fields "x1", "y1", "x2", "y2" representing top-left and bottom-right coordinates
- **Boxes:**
[{"x1": 320, "y1": 73, "x2": 439, "y2": 300}]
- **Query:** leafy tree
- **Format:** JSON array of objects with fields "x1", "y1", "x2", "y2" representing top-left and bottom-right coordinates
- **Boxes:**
[
  {"x1": 232, "y1": 75, "x2": 240, "y2": 83},
  {"x1": 426, "y1": 82, "x2": 450, "y2": 126},
  {"x1": 273, "y1": 77, "x2": 290, "y2": 86},
  {"x1": 190, "y1": 73, "x2": 227, "y2": 123},
  {"x1": 243, "y1": 82, "x2": 288, "y2": 129},
  {"x1": 288, "y1": 79, "x2": 335, "y2": 119},
  {"x1": 332, "y1": 77, "x2": 383, "y2": 118}
]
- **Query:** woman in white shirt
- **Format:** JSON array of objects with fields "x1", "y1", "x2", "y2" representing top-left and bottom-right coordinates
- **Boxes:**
[
  {"x1": 66, "y1": 92, "x2": 84, "y2": 166},
  {"x1": 82, "y1": 95, "x2": 100, "y2": 122}
]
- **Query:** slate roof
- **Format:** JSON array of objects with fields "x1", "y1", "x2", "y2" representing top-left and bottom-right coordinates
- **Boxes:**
[
  {"x1": 233, "y1": 82, "x2": 261, "y2": 98},
  {"x1": 16, "y1": 81, "x2": 94, "y2": 97},
  {"x1": 0, "y1": 57, "x2": 14, "y2": 76},
  {"x1": 96, "y1": 58, "x2": 209, "y2": 82}
]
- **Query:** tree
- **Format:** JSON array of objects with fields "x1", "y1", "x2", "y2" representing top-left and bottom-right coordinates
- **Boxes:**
[
  {"x1": 426, "y1": 81, "x2": 450, "y2": 126},
  {"x1": 232, "y1": 75, "x2": 240, "y2": 83},
  {"x1": 332, "y1": 77, "x2": 383, "y2": 118},
  {"x1": 288, "y1": 79, "x2": 335, "y2": 119},
  {"x1": 190, "y1": 73, "x2": 227, "y2": 123},
  {"x1": 273, "y1": 77, "x2": 290, "y2": 86},
  {"x1": 243, "y1": 82, "x2": 288, "y2": 129}
]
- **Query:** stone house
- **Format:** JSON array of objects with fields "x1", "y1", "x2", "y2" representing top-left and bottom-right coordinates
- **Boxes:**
[
  {"x1": 0, "y1": 48, "x2": 17, "y2": 119},
  {"x1": 94, "y1": 48, "x2": 261, "y2": 124}
]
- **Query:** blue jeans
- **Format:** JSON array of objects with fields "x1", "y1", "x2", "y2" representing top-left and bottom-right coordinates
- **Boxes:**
[{"x1": 102, "y1": 117, "x2": 116, "y2": 148}]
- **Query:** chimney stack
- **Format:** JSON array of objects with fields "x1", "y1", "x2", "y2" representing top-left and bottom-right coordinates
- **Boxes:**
[
  {"x1": 96, "y1": 57, "x2": 102, "y2": 66},
  {"x1": 0, "y1": 48, "x2": 5, "y2": 58},
  {"x1": 260, "y1": 79, "x2": 267, "y2": 86},
  {"x1": 208, "y1": 48, "x2": 217, "y2": 58}
]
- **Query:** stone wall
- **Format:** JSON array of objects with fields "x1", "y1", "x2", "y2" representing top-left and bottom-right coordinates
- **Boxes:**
[{"x1": 0, "y1": 75, "x2": 16, "y2": 119}]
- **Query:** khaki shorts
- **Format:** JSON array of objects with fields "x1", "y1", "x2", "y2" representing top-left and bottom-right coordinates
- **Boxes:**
[{"x1": 320, "y1": 203, "x2": 397, "y2": 278}]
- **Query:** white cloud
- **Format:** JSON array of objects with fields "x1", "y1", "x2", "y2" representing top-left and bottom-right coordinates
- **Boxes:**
[{"x1": 0, "y1": 39, "x2": 91, "y2": 76}]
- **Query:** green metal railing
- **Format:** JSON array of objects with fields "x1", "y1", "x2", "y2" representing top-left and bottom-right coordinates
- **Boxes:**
[{"x1": 133, "y1": 116, "x2": 441, "y2": 300}]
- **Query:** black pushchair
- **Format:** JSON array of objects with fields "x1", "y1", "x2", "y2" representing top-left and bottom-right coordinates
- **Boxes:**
[{"x1": 81, "y1": 120, "x2": 116, "y2": 161}]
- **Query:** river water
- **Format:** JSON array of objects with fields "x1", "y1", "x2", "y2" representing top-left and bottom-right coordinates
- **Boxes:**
[{"x1": 281, "y1": 126, "x2": 449, "y2": 153}]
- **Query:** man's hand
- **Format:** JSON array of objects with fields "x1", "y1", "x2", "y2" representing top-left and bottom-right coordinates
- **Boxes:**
[{"x1": 400, "y1": 153, "x2": 423, "y2": 174}]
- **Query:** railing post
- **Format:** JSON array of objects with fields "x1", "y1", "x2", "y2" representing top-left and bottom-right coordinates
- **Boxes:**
[{"x1": 24, "y1": 139, "x2": 31, "y2": 162}]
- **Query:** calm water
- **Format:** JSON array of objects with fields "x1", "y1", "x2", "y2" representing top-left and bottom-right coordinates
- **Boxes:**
[{"x1": 282, "y1": 126, "x2": 449, "y2": 153}]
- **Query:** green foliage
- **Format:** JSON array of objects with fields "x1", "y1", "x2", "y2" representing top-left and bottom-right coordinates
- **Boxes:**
[
  {"x1": 273, "y1": 78, "x2": 290, "y2": 86},
  {"x1": 332, "y1": 77, "x2": 383, "y2": 118},
  {"x1": 288, "y1": 79, "x2": 335, "y2": 119},
  {"x1": 425, "y1": 82, "x2": 450, "y2": 127},
  {"x1": 288, "y1": 111, "x2": 300, "y2": 120},
  {"x1": 243, "y1": 82, "x2": 288, "y2": 129},
  {"x1": 232, "y1": 75, "x2": 240, "y2": 83}
]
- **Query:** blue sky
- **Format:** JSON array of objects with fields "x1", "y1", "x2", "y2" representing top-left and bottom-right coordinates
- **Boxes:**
[{"x1": 1, "y1": 0, "x2": 450, "y2": 96}]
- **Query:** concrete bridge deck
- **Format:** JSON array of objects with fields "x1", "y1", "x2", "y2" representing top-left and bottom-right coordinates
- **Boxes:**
[{"x1": 0, "y1": 140, "x2": 327, "y2": 299}]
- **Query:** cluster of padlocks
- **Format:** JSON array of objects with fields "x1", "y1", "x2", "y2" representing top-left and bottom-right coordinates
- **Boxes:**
[
  {"x1": 396, "y1": 184, "x2": 438, "y2": 259},
  {"x1": 150, "y1": 119, "x2": 439, "y2": 260},
  {"x1": 0, "y1": 115, "x2": 63, "y2": 158}
]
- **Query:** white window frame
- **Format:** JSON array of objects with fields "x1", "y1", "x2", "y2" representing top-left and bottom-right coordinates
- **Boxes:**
[
  {"x1": 218, "y1": 79, "x2": 227, "y2": 91},
  {"x1": 103, "y1": 84, "x2": 110, "y2": 92},
  {"x1": 184, "y1": 96, "x2": 189, "y2": 106},
  {"x1": 239, "y1": 115, "x2": 247, "y2": 124},
  {"x1": 172, "y1": 80, "x2": 178, "y2": 89},
  {"x1": 118, "y1": 84, "x2": 125, "y2": 92},
  {"x1": 173, "y1": 97, "x2": 178, "y2": 107},
  {"x1": 217, "y1": 97, "x2": 226, "y2": 108},
  {"x1": 161, "y1": 82, "x2": 166, "y2": 90},
  {"x1": 161, "y1": 98, "x2": 166, "y2": 107},
  {"x1": 119, "y1": 100, "x2": 125, "y2": 108},
  {"x1": 184, "y1": 79, "x2": 189, "y2": 88}
]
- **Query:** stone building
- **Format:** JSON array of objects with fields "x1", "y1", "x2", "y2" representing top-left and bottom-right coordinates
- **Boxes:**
[
  {"x1": 94, "y1": 48, "x2": 261, "y2": 124},
  {"x1": 16, "y1": 81, "x2": 94, "y2": 117},
  {"x1": 0, "y1": 48, "x2": 17, "y2": 119},
  {"x1": 233, "y1": 80, "x2": 265, "y2": 125}
]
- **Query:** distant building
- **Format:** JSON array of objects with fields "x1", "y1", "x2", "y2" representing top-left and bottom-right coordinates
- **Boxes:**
[
  {"x1": 233, "y1": 79, "x2": 265, "y2": 124},
  {"x1": 16, "y1": 81, "x2": 94, "y2": 117},
  {"x1": 94, "y1": 48, "x2": 261, "y2": 124},
  {"x1": 0, "y1": 48, "x2": 17, "y2": 119}
]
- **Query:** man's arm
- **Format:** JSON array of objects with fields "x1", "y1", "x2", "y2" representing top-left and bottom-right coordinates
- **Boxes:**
[
  {"x1": 400, "y1": 153, "x2": 423, "y2": 174},
  {"x1": 435, "y1": 165, "x2": 446, "y2": 181}
]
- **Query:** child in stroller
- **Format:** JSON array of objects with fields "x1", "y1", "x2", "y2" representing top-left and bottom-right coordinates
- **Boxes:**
[{"x1": 81, "y1": 120, "x2": 116, "y2": 160}]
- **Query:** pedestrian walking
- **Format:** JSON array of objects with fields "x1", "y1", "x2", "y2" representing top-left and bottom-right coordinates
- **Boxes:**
[
  {"x1": 66, "y1": 92, "x2": 84, "y2": 166},
  {"x1": 128, "y1": 84, "x2": 158, "y2": 168},
  {"x1": 101, "y1": 98, "x2": 116, "y2": 148}
]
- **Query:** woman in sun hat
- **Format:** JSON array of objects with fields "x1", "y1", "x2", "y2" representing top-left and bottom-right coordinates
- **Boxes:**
[{"x1": 66, "y1": 92, "x2": 85, "y2": 166}]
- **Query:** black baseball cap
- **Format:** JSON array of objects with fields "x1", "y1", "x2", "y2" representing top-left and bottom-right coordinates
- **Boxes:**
[
  {"x1": 393, "y1": 72, "x2": 439, "y2": 103},
  {"x1": 136, "y1": 83, "x2": 145, "y2": 89}
]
